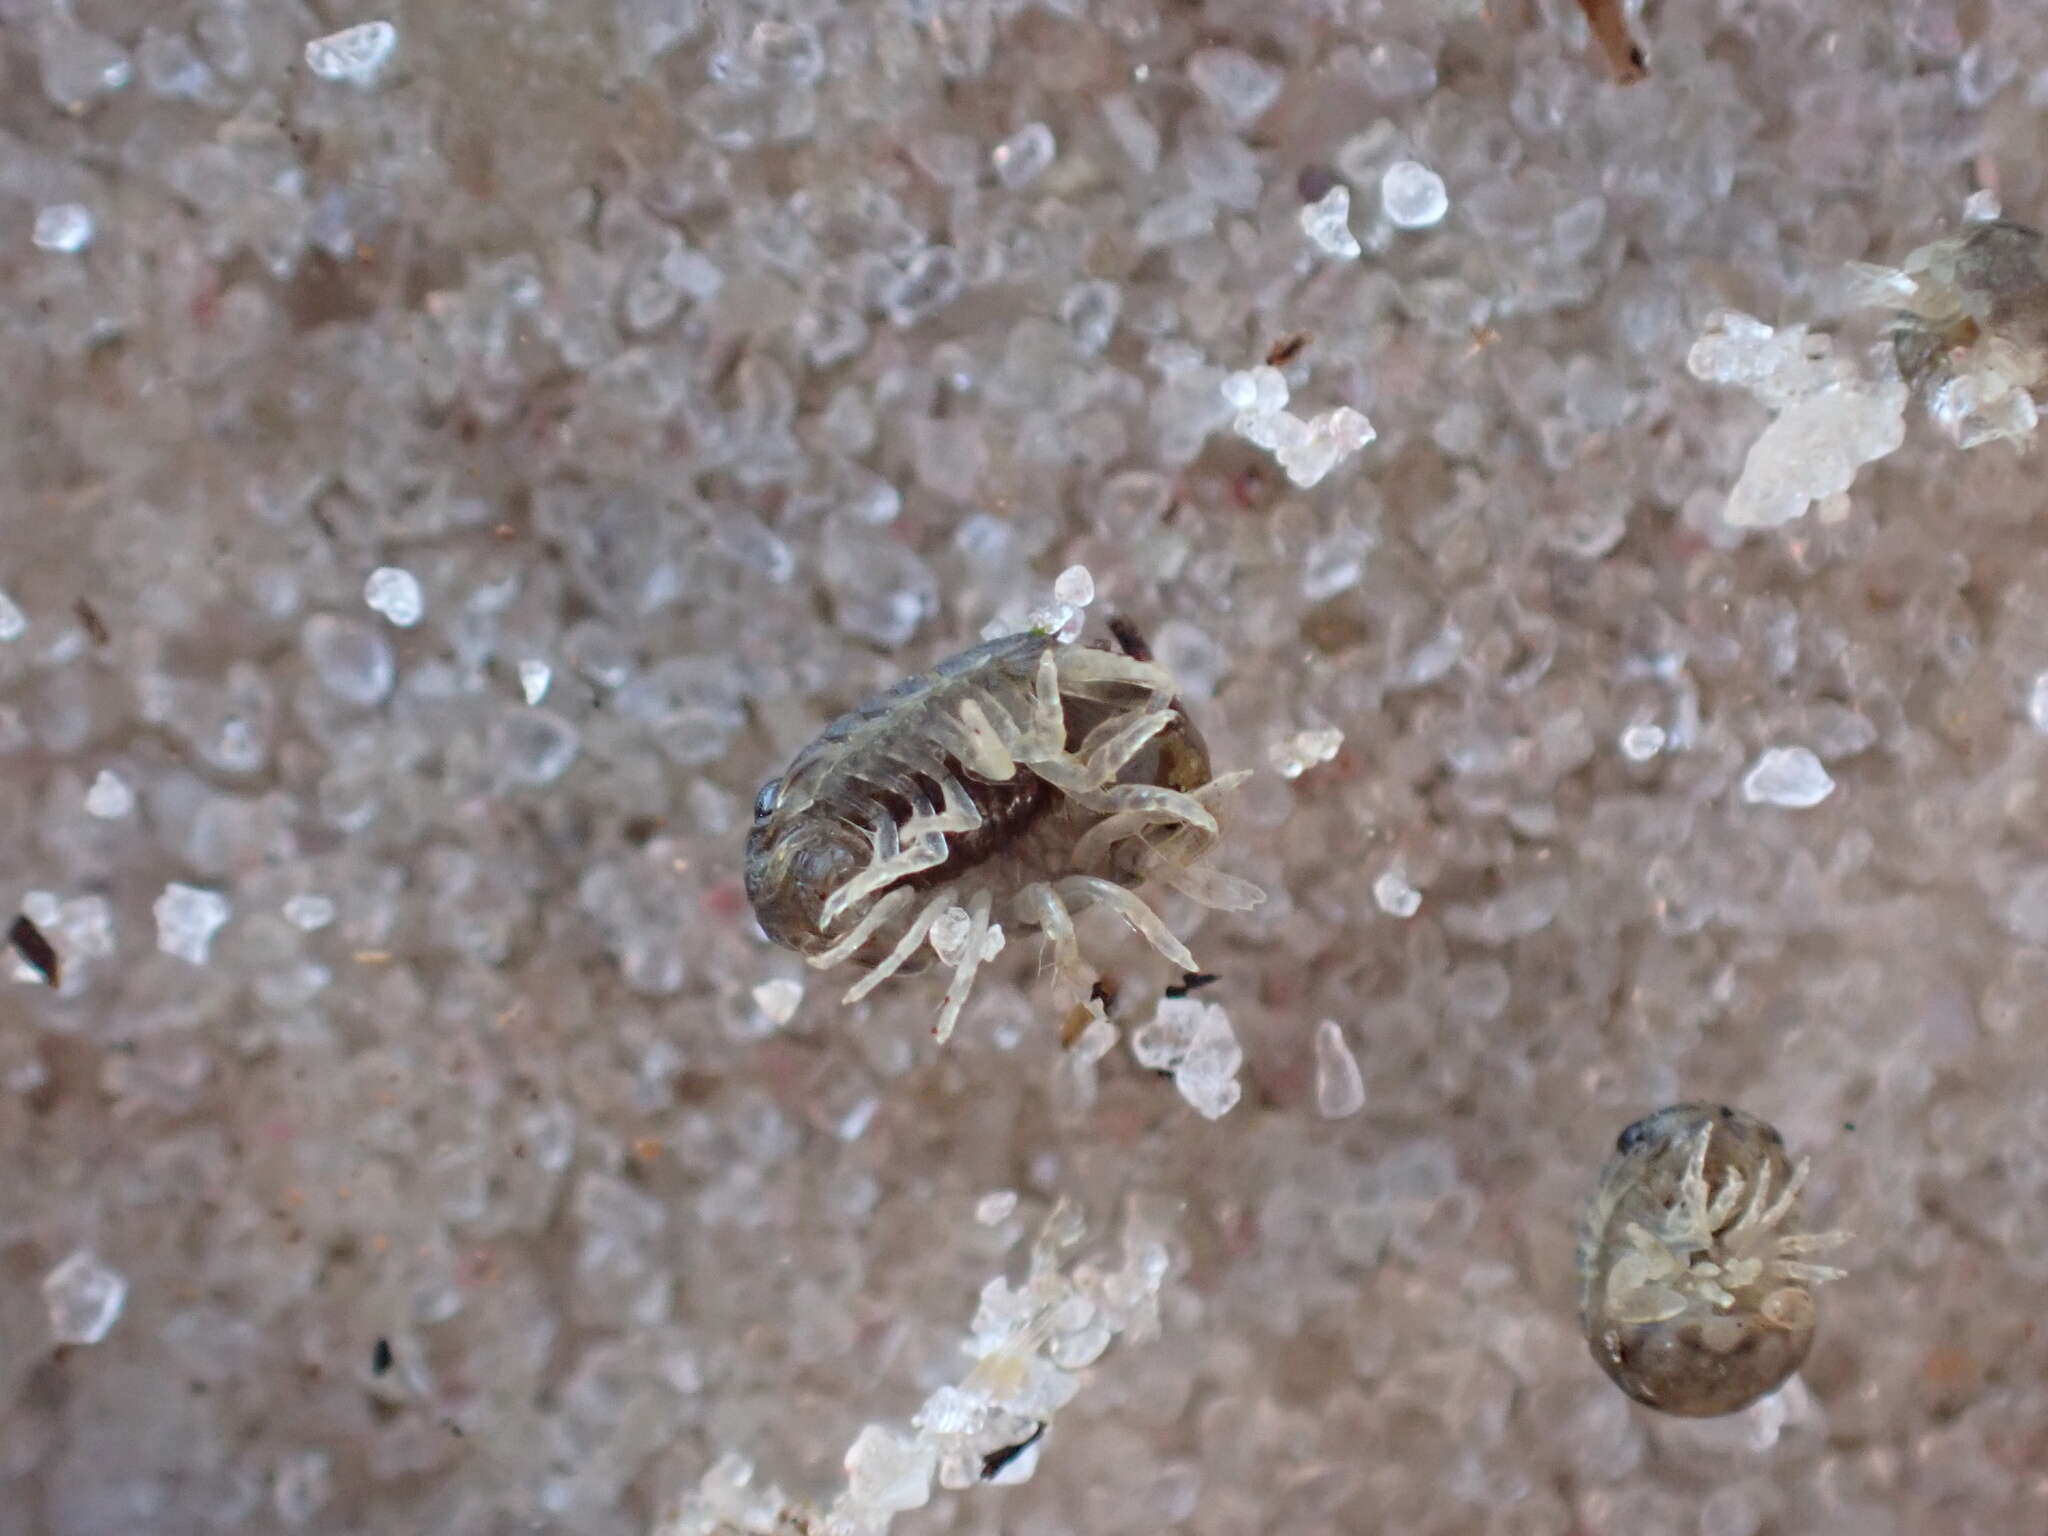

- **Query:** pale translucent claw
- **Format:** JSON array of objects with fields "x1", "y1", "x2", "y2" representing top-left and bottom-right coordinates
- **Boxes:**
[
  {"x1": 808, "y1": 886, "x2": 915, "y2": 968},
  {"x1": 1773, "y1": 1260, "x2": 1848, "y2": 1285},
  {"x1": 1075, "y1": 708, "x2": 1174, "y2": 782},
  {"x1": 1159, "y1": 861, "x2": 1265, "y2": 911},
  {"x1": 1070, "y1": 786, "x2": 1218, "y2": 872},
  {"x1": 843, "y1": 890, "x2": 954, "y2": 1003},
  {"x1": 1018, "y1": 882, "x2": 1086, "y2": 1005},
  {"x1": 1053, "y1": 646, "x2": 1176, "y2": 701},
  {"x1": 1017, "y1": 650, "x2": 1067, "y2": 758},
  {"x1": 1056, "y1": 875, "x2": 1198, "y2": 973},
  {"x1": 951, "y1": 699, "x2": 1016, "y2": 780},
  {"x1": 932, "y1": 888, "x2": 994, "y2": 1043},
  {"x1": 819, "y1": 832, "x2": 950, "y2": 928},
  {"x1": 1751, "y1": 1157, "x2": 1810, "y2": 1236}
]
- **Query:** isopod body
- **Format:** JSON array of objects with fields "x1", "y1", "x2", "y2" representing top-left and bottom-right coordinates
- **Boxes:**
[
  {"x1": 1577, "y1": 1103, "x2": 1848, "y2": 1417},
  {"x1": 1885, "y1": 219, "x2": 2048, "y2": 388},
  {"x1": 744, "y1": 625, "x2": 1260, "y2": 1039}
]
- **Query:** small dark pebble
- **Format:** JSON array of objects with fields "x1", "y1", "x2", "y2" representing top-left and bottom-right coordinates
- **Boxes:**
[
  {"x1": 1163, "y1": 972, "x2": 1219, "y2": 999},
  {"x1": 9, "y1": 914, "x2": 60, "y2": 988},
  {"x1": 1296, "y1": 164, "x2": 1339, "y2": 204},
  {"x1": 372, "y1": 1338, "x2": 393, "y2": 1376},
  {"x1": 1106, "y1": 614, "x2": 1152, "y2": 662},
  {"x1": 73, "y1": 599, "x2": 109, "y2": 646},
  {"x1": 1264, "y1": 332, "x2": 1311, "y2": 367},
  {"x1": 980, "y1": 1422, "x2": 1046, "y2": 1480}
]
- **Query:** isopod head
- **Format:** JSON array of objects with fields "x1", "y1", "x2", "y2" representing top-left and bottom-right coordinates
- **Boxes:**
[
  {"x1": 1577, "y1": 1103, "x2": 1847, "y2": 1417},
  {"x1": 743, "y1": 780, "x2": 873, "y2": 961}
]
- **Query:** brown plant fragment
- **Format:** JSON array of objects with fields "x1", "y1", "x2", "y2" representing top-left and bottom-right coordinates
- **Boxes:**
[{"x1": 1577, "y1": 0, "x2": 1648, "y2": 83}]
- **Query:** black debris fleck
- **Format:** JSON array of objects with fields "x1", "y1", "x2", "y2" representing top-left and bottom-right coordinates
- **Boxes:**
[
  {"x1": 9, "y1": 914, "x2": 60, "y2": 988},
  {"x1": 371, "y1": 1338, "x2": 393, "y2": 1376},
  {"x1": 979, "y1": 1421, "x2": 1046, "y2": 1481},
  {"x1": 1106, "y1": 614, "x2": 1152, "y2": 662},
  {"x1": 1163, "y1": 972, "x2": 1218, "y2": 999}
]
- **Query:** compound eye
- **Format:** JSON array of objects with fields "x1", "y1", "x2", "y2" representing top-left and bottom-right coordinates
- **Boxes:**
[
  {"x1": 1615, "y1": 1114, "x2": 1656, "y2": 1156},
  {"x1": 753, "y1": 778, "x2": 783, "y2": 820}
]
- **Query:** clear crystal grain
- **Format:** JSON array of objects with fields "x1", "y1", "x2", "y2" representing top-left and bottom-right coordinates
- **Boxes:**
[
  {"x1": 155, "y1": 883, "x2": 231, "y2": 964},
  {"x1": 1187, "y1": 47, "x2": 1282, "y2": 127},
  {"x1": 1382, "y1": 161, "x2": 1449, "y2": 229},
  {"x1": 885, "y1": 247, "x2": 964, "y2": 328},
  {"x1": 304, "y1": 21, "x2": 397, "y2": 85},
  {"x1": 37, "y1": 16, "x2": 131, "y2": 112},
  {"x1": 302, "y1": 615, "x2": 395, "y2": 705},
  {"x1": 750, "y1": 977, "x2": 804, "y2": 1026},
  {"x1": 489, "y1": 707, "x2": 581, "y2": 786},
  {"x1": 1313, "y1": 1020, "x2": 1366, "y2": 1119},
  {"x1": 43, "y1": 1250, "x2": 126, "y2": 1345},
  {"x1": 1741, "y1": 747, "x2": 1835, "y2": 808},
  {"x1": 1300, "y1": 184, "x2": 1362, "y2": 259},
  {"x1": 282, "y1": 894, "x2": 336, "y2": 931},
  {"x1": 1619, "y1": 722, "x2": 1666, "y2": 761},
  {"x1": 1373, "y1": 869, "x2": 1423, "y2": 917},
  {"x1": 33, "y1": 204, "x2": 95, "y2": 253},
  {"x1": 843, "y1": 1425, "x2": 936, "y2": 1515},
  {"x1": 992, "y1": 122, "x2": 1056, "y2": 188},
  {"x1": 363, "y1": 568, "x2": 423, "y2": 627},
  {"x1": 974, "y1": 1191, "x2": 1018, "y2": 1225},
  {"x1": 1052, "y1": 564, "x2": 1095, "y2": 607},
  {"x1": 84, "y1": 769, "x2": 134, "y2": 818}
]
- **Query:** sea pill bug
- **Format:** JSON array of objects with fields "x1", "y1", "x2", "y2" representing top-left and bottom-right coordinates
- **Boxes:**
[
  {"x1": 1877, "y1": 218, "x2": 2048, "y2": 388},
  {"x1": 743, "y1": 623, "x2": 1262, "y2": 1041},
  {"x1": 1576, "y1": 1103, "x2": 1848, "y2": 1417}
]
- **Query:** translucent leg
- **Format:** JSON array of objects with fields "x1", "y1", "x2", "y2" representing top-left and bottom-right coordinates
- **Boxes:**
[
  {"x1": 808, "y1": 886, "x2": 915, "y2": 968},
  {"x1": 899, "y1": 771, "x2": 985, "y2": 842},
  {"x1": 1746, "y1": 1158, "x2": 1807, "y2": 1236},
  {"x1": 820, "y1": 775, "x2": 982, "y2": 929},
  {"x1": 1071, "y1": 786, "x2": 1219, "y2": 872},
  {"x1": 1773, "y1": 1259, "x2": 1850, "y2": 1285},
  {"x1": 1192, "y1": 769, "x2": 1253, "y2": 804},
  {"x1": 1016, "y1": 749, "x2": 1095, "y2": 796},
  {"x1": 1707, "y1": 1167, "x2": 1750, "y2": 1232},
  {"x1": 819, "y1": 825, "x2": 949, "y2": 928},
  {"x1": 843, "y1": 889, "x2": 954, "y2": 1004},
  {"x1": 1011, "y1": 650, "x2": 1068, "y2": 760},
  {"x1": 1139, "y1": 769, "x2": 1254, "y2": 871},
  {"x1": 1053, "y1": 646, "x2": 1177, "y2": 702},
  {"x1": 932, "y1": 888, "x2": 994, "y2": 1043},
  {"x1": 1056, "y1": 875, "x2": 1198, "y2": 973},
  {"x1": 949, "y1": 698, "x2": 1016, "y2": 781},
  {"x1": 1072, "y1": 708, "x2": 1174, "y2": 782},
  {"x1": 1017, "y1": 882, "x2": 1090, "y2": 1009},
  {"x1": 1018, "y1": 712, "x2": 1181, "y2": 800},
  {"x1": 1157, "y1": 860, "x2": 1266, "y2": 911}
]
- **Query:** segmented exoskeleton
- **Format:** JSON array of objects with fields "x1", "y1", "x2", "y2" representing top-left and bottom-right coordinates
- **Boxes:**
[
  {"x1": 1577, "y1": 1103, "x2": 1848, "y2": 1417},
  {"x1": 744, "y1": 624, "x2": 1260, "y2": 1040}
]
